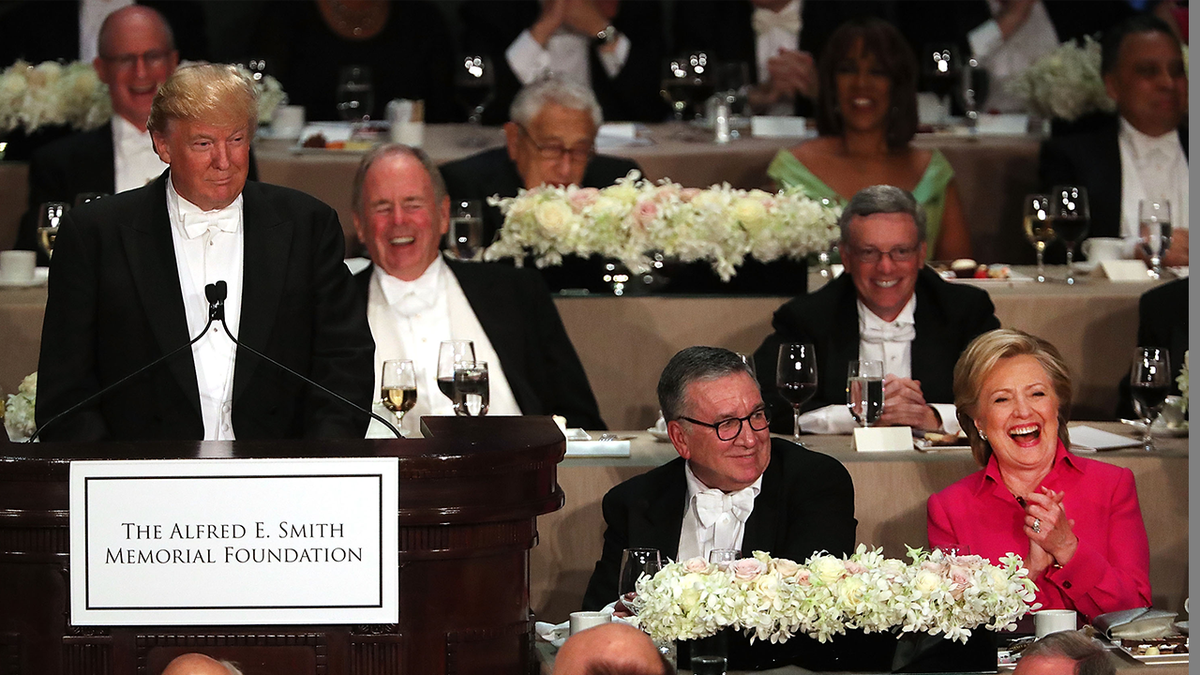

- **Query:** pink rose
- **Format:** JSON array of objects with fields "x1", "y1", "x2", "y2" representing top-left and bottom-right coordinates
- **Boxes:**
[
  {"x1": 682, "y1": 557, "x2": 710, "y2": 574},
  {"x1": 569, "y1": 187, "x2": 600, "y2": 211},
  {"x1": 634, "y1": 199, "x2": 658, "y2": 226},
  {"x1": 845, "y1": 561, "x2": 866, "y2": 575},
  {"x1": 679, "y1": 188, "x2": 702, "y2": 202},
  {"x1": 731, "y1": 557, "x2": 768, "y2": 581},
  {"x1": 792, "y1": 568, "x2": 812, "y2": 586}
]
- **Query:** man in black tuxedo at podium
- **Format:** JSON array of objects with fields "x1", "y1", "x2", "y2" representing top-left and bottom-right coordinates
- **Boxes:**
[{"x1": 36, "y1": 63, "x2": 375, "y2": 442}]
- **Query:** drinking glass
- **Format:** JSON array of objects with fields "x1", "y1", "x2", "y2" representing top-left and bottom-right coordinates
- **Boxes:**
[
  {"x1": 715, "y1": 61, "x2": 750, "y2": 120},
  {"x1": 453, "y1": 360, "x2": 489, "y2": 416},
  {"x1": 1130, "y1": 347, "x2": 1171, "y2": 451},
  {"x1": 660, "y1": 52, "x2": 712, "y2": 134},
  {"x1": 708, "y1": 548, "x2": 741, "y2": 569},
  {"x1": 1138, "y1": 199, "x2": 1172, "y2": 279},
  {"x1": 737, "y1": 352, "x2": 757, "y2": 380},
  {"x1": 1022, "y1": 194, "x2": 1056, "y2": 283},
  {"x1": 958, "y1": 57, "x2": 989, "y2": 129},
  {"x1": 437, "y1": 340, "x2": 475, "y2": 402},
  {"x1": 73, "y1": 192, "x2": 107, "y2": 207},
  {"x1": 618, "y1": 547, "x2": 662, "y2": 611},
  {"x1": 455, "y1": 54, "x2": 494, "y2": 146},
  {"x1": 847, "y1": 360, "x2": 885, "y2": 427},
  {"x1": 776, "y1": 343, "x2": 818, "y2": 441},
  {"x1": 1049, "y1": 185, "x2": 1090, "y2": 285},
  {"x1": 692, "y1": 655, "x2": 728, "y2": 675},
  {"x1": 36, "y1": 201, "x2": 70, "y2": 260},
  {"x1": 921, "y1": 43, "x2": 960, "y2": 125},
  {"x1": 447, "y1": 199, "x2": 484, "y2": 261},
  {"x1": 336, "y1": 65, "x2": 374, "y2": 122},
  {"x1": 380, "y1": 359, "x2": 416, "y2": 431}
]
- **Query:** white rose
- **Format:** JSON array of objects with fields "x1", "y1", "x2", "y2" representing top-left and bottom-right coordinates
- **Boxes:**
[
  {"x1": 809, "y1": 556, "x2": 846, "y2": 585},
  {"x1": 733, "y1": 197, "x2": 768, "y2": 233},
  {"x1": 913, "y1": 569, "x2": 941, "y2": 593},
  {"x1": 533, "y1": 200, "x2": 575, "y2": 237},
  {"x1": 773, "y1": 558, "x2": 800, "y2": 578},
  {"x1": 837, "y1": 576, "x2": 866, "y2": 605}
]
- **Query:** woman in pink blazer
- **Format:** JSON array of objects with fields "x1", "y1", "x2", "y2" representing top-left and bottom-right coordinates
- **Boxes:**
[{"x1": 927, "y1": 330, "x2": 1151, "y2": 621}]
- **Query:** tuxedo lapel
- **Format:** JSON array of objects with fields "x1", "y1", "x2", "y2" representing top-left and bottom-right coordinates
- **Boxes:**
[
  {"x1": 639, "y1": 460, "x2": 687, "y2": 561},
  {"x1": 97, "y1": 123, "x2": 117, "y2": 194},
  {"x1": 911, "y1": 271, "x2": 949, "y2": 396},
  {"x1": 448, "y1": 260, "x2": 536, "y2": 408},
  {"x1": 233, "y1": 182, "x2": 291, "y2": 401},
  {"x1": 826, "y1": 277, "x2": 860, "y2": 404},
  {"x1": 118, "y1": 173, "x2": 200, "y2": 417},
  {"x1": 742, "y1": 455, "x2": 781, "y2": 556}
]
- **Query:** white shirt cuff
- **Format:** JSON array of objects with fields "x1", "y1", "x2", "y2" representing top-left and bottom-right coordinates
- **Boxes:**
[
  {"x1": 506, "y1": 29, "x2": 552, "y2": 85},
  {"x1": 597, "y1": 33, "x2": 631, "y2": 78},
  {"x1": 797, "y1": 404, "x2": 857, "y2": 435},
  {"x1": 930, "y1": 403, "x2": 960, "y2": 435},
  {"x1": 968, "y1": 19, "x2": 1003, "y2": 59}
]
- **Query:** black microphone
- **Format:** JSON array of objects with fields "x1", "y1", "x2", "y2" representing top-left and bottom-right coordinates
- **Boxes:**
[{"x1": 203, "y1": 281, "x2": 403, "y2": 439}]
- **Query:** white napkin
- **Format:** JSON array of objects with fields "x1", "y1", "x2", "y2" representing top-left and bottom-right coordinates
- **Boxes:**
[{"x1": 1068, "y1": 425, "x2": 1141, "y2": 452}]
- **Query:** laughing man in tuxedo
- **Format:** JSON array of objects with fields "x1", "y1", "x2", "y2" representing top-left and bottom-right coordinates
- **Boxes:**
[
  {"x1": 351, "y1": 144, "x2": 605, "y2": 436},
  {"x1": 36, "y1": 64, "x2": 375, "y2": 441}
]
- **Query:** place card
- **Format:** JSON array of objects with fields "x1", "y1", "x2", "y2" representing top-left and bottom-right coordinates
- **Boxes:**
[
  {"x1": 852, "y1": 426, "x2": 914, "y2": 452},
  {"x1": 750, "y1": 116, "x2": 809, "y2": 138},
  {"x1": 565, "y1": 440, "x2": 631, "y2": 458},
  {"x1": 1098, "y1": 260, "x2": 1150, "y2": 281}
]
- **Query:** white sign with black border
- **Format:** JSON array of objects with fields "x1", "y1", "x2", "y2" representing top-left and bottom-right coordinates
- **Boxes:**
[{"x1": 70, "y1": 457, "x2": 399, "y2": 626}]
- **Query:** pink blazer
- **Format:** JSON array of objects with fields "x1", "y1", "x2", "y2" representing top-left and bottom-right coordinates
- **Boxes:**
[{"x1": 927, "y1": 441, "x2": 1151, "y2": 621}]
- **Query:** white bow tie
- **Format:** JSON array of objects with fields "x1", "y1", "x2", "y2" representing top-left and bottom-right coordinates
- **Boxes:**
[
  {"x1": 695, "y1": 487, "x2": 756, "y2": 530},
  {"x1": 752, "y1": 5, "x2": 801, "y2": 36},
  {"x1": 391, "y1": 290, "x2": 436, "y2": 318},
  {"x1": 861, "y1": 321, "x2": 916, "y2": 344},
  {"x1": 182, "y1": 211, "x2": 238, "y2": 240}
]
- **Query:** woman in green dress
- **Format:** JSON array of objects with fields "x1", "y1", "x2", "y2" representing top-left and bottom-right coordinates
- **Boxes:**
[{"x1": 768, "y1": 18, "x2": 973, "y2": 261}]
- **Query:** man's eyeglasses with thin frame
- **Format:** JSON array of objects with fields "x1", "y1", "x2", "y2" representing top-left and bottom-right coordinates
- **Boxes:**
[
  {"x1": 99, "y1": 49, "x2": 174, "y2": 72},
  {"x1": 678, "y1": 407, "x2": 771, "y2": 441},
  {"x1": 847, "y1": 243, "x2": 920, "y2": 264},
  {"x1": 517, "y1": 124, "x2": 594, "y2": 164}
]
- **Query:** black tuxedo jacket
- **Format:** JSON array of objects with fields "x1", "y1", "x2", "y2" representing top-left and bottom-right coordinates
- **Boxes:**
[
  {"x1": 36, "y1": 174, "x2": 375, "y2": 441},
  {"x1": 1040, "y1": 115, "x2": 1189, "y2": 242},
  {"x1": 19, "y1": 122, "x2": 260, "y2": 265},
  {"x1": 754, "y1": 267, "x2": 1000, "y2": 433},
  {"x1": 1118, "y1": 278, "x2": 1189, "y2": 417},
  {"x1": 354, "y1": 259, "x2": 605, "y2": 430}
]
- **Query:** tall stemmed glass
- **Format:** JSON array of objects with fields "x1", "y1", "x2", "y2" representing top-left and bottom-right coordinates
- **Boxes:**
[
  {"x1": 776, "y1": 343, "x2": 818, "y2": 441},
  {"x1": 921, "y1": 43, "x2": 960, "y2": 125},
  {"x1": 1138, "y1": 199, "x2": 1172, "y2": 279},
  {"x1": 1130, "y1": 347, "x2": 1171, "y2": 451},
  {"x1": 455, "y1": 54, "x2": 494, "y2": 146},
  {"x1": 336, "y1": 65, "x2": 374, "y2": 122},
  {"x1": 36, "y1": 201, "x2": 70, "y2": 260},
  {"x1": 1049, "y1": 185, "x2": 1089, "y2": 285},
  {"x1": 847, "y1": 360, "x2": 885, "y2": 428},
  {"x1": 437, "y1": 340, "x2": 476, "y2": 402},
  {"x1": 618, "y1": 547, "x2": 662, "y2": 611},
  {"x1": 1023, "y1": 194, "x2": 1056, "y2": 283},
  {"x1": 380, "y1": 359, "x2": 417, "y2": 432}
]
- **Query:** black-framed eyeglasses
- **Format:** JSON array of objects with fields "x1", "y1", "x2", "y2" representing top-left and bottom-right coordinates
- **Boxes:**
[
  {"x1": 849, "y1": 243, "x2": 920, "y2": 264},
  {"x1": 678, "y1": 408, "x2": 771, "y2": 441},
  {"x1": 99, "y1": 49, "x2": 173, "y2": 71},
  {"x1": 517, "y1": 124, "x2": 594, "y2": 164}
]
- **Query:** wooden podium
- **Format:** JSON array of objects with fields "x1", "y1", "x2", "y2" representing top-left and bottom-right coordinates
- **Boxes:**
[{"x1": 0, "y1": 416, "x2": 565, "y2": 675}]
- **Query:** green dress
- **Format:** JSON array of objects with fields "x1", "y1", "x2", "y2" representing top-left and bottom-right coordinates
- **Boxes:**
[{"x1": 767, "y1": 148, "x2": 955, "y2": 259}]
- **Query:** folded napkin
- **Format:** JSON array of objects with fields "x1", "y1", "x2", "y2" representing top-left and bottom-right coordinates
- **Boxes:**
[
  {"x1": 1068, "y1": 425, "x2": 1140, "y2": 452},
  {"x1": 1093, "y1": 608, "x2": 1179, "y2": 640}
]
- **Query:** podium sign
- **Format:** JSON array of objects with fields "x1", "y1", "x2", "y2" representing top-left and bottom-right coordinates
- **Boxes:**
[{"x1": 69, "y1": 457, "x2": 399, "y2": 626}]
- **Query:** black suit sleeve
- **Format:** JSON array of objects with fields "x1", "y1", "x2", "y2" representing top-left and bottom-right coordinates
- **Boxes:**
[
  {"x1": 777, "y1": 447, "x2": 857, "y2": 561},
  {"x1": 581, "y1": 481, "x2": 636, "y2": 610}
]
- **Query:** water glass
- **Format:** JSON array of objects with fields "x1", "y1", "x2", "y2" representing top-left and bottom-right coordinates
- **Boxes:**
[
  {"x1": 452, "y1": 361, "x2": 489, "y2": 417},
  {"x1": 447, "y1": 199, "x2": 484, "y2": 261},
  {"x1": 618, "y1": 548, "x2": 662, "y2": 610},
  {"x1": 1138, "y1": 199, "x2": 1172, "y2": 278},
  {"x1": 336, "y1": 65, "x2": 374, "y2": 121},
  {"x1": 847, "y1": 360, "x2": 884, "y2": 427},
  {"x1": 707, "y1": 548, "x2": 741, "y2": 569}
]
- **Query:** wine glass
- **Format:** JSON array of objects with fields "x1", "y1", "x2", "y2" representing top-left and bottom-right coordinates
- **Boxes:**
[
  {"x1": 380, "y1": 359, "x2": 417, "y2": 431},
  {"x1": 921, "y1": 43, "x2": 960, "y2": 125},
  {"x1": 776, "y1": 343, "x2": 818, "y2": 441},
  {"x1": 1049, "y1": 185, "x2": 1090, "y2": 285},
  {"x1": 1023, "y1": 194, "x2": 1056, "y2": 283},
  {"x1": 447, "y1": 199, "x2": 484, "y2": 261},
  {"x1": 847, "y1": 360, "x2": 884, "y2": 428},
  {"x1": 453, "y1": 361, "x2": 489, "y2": 417},
  {"x1": 737, "y1": 352, "x2": 757, "y2": 380},
  {"x1": 618, "y1": 547, "x2": 662, "y2": 611},
  {"x1": 73, "y1": 192, "x2": 107, "y2": 207},
  {"x1": 708, "y1": 548, "x2": 741, "y2": 569},
  {"x1": 455, "y1": 54, "x2": 494, "y2": 146},
  {"x1": 1130, "y1": 347, "x2": 1171, "y2": 451},
  {"x1": 437, "y1": 340, "x2": 476, "y2": 402},
  {"x1": 959, "y1": 57, "x2": 989, "y2": 129},
  {"x1": 336, "y1": 65, "x2": 374, "y2": 122},
  {"x1": 1138, "y1": 199, "x2": 1172, "y2": 279},
  {"x1": 36, "y1": 201, "x2": 70, "y2": 260},
  {"x1": 660, "y1": 52, "x2": 712, "y2": 133}
]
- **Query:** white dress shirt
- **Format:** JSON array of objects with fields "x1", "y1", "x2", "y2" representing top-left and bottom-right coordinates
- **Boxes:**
[
  {"x1": 505, "y1": 27, "x2": 630, "y2": 92},
  {"x1": 365, "y1": 256, "x2": 521, "y2": 437},
  {"x1": 677, "y1": 462, "x2": 763, "y2": 562},
  {"x1": 165, "y1": 176, "x2": 244, "y2": 441},
  {"x1": 1118, "y1": 117, "x2": 1189, "y2": 246},
  {"x1": 112, "y1": 115, "x2": 168, "y2": 193},
  {"x1": 798, "y1": 295, "x2": 959, "y2": 435},
  {"x1": 967, "y1": 0, "x2": 1059, "y2": 113}
]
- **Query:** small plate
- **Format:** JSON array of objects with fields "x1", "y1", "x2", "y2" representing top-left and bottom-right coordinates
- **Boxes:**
[
  {"x1": 646, "y1": 427, "x2": 669, "y2": 442},
  {"x1": 0, "y1": 267, "x2": 49, "y2": 288}
]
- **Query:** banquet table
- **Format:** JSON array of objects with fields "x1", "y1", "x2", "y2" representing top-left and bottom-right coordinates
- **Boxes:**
[{"x1": 0, "y1": 267, "x2": 1172, "y2": 427}]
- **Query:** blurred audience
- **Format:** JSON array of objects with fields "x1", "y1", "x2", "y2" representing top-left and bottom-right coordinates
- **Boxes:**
[
  {"x1": 929, "y1": 329, "x2": 1152, "y2": 621},
  {"x1": 1039, "y1": 14, "x2": 1188, "y2": 265},
  {"x1": 755, "y1": 185, "x2": 998, "y2": 435},
  {"x1": 458, "y1": 0, "x2": 667, "y2": 124},
  {"x1": 767, "y1": 18, "x2": 973, "y2": 260},
  {"x1": 160, "y1": 653, "x2": 243, "y2": 675},
  {"x1": 351, "y1": 144, "x2": 605, "y2": 435},
  {"x1": 1013, "y1": 630, "x2": 1115, "y2": 675},
  {"x1": 552, "y1": 623, "x2": 673, "y2": 675}
]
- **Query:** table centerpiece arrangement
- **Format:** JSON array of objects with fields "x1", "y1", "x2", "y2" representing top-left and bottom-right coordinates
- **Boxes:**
[
  {"x1": 630, "y1": 545, "x2": 1037, "y2": 646},
  {"x1": 483, "y1": 171, "x2": 839, "y2": 282},
  {"x1": 3, "y1": 371, "x2": 36, "y2": 442}
]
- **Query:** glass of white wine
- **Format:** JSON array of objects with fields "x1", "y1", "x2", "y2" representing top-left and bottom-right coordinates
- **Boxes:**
[
  {"x1": 1022, "y1": 194, "x2": 1055, "y2": 283},
  {"x1": 37, "y1": 201, "x2": 70, "y2": 260},
  {"x1": 380, "y1": 359, "x2": 417, "y2": 432}
]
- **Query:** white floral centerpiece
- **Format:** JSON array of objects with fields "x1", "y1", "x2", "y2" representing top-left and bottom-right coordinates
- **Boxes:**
[
  {"x1": 4, "y1": 371, "x2": 37, "y2": 442},
  {"x1": 631, "y1": 545, "x2": 1037, "y2": 646},
  {"x1": 1178, "y1": 350, "x2": 1188, "y2": 414},
  {"x1": 1008, "y1": 37, "x2": 1115, "y2": 122},
  {"x1": 484, "y1": 172, "x2": 839, "y2": 282}
]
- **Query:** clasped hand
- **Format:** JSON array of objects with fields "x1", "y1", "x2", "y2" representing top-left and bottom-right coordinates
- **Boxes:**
[
  {"x1": 1022, "y1": 487, "x2": 1079, "y2": 578},
  {"x1": 878, "y1": 374, "x2": 941, "y2": 431}
]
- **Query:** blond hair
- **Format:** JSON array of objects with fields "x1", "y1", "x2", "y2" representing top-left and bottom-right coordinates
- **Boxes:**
[
  {"x1": 147, "y1": 63, "x2": 257, "y2": 136},
  {"x1": 953, "y1": 329, "x2": 1072, "y2": 466}
]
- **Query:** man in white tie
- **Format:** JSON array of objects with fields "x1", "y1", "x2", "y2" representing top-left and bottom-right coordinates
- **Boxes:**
[
  {"x1": 350, "y1": 144, "x2": 605, "y2": 437},
  {"x1": 754, "y1": 185, "x2": 1000, "y2": 435},
  {"x1": 581, "y1": 346, "x2": 866, "y2": 669},
  {"x1": 37, "y1": 63, "x2": 375, "y2": 441}
]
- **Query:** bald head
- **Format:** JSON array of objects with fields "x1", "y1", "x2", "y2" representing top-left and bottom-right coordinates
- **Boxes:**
[
  {"x1": 553, "y1": 623, "x2": 670, "y2": 675},
  {"x1": 94, "y1": 5, "x2": 179, "y2": 129},
  {"x1": 160, "y1": 653, "x2": 241, "y2": 675}
]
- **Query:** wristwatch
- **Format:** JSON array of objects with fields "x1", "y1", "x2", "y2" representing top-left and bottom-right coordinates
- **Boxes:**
[{"x1": 595, "y1": 24, "x2": 619, "y2": 47}]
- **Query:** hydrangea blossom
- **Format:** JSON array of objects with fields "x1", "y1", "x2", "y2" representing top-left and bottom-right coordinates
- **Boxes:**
[
  {"x1": 4, "y1": 371, "x2": 37, "y2": 441},
  {"x1": 1008, "y1": 37, "x2": 1116, "y2": 122}
]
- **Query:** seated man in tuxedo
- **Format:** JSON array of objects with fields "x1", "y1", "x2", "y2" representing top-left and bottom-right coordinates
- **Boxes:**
[
  {"x1": 18, "y1": 5, "x2": 256, "y2": 265},
  {"x1": 1118, "y1": 277, "x2": 1188, "y2": 418},
  {"x1": 754, "y1": 185, "x2": 999, "y2": 435},
  {"x1": 351, "y1": 144, "x2": 605, "y2": 436},
  {"x1": 37, "y1": 64, "x2": 375, "y2": 441},
  {"x1": 1040, "y1": 13, "x2": 1188, "y2": 264},
  {"x1": 582, "y1": 346, "x2": 880, "y2": 669}
]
